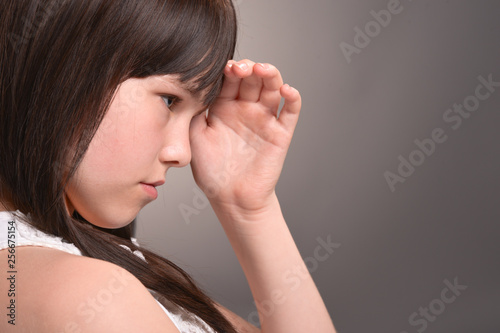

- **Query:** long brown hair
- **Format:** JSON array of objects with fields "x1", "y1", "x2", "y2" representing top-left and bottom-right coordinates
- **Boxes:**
[{"x1": 0, "y1": 0, "x2": 238, "y2": 331}]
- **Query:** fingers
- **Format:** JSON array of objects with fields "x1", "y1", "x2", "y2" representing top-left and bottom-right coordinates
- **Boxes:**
[
  {"x1": 218, "y1": 59, "x2": 261, "y2": 102},
  {"x1": 232, "y1": 60, "x2": 261, "y2": 102},
  {"x1": 254, "y1": 63, "x2": 284, "y2": 113},
  {"x1": 218, "y1": 60, "x2": 240, "y2": 100},
  {"x1": 277, "y1": 84, "x2": 302, "y2": 130},
  {"x1": 217, "y1": 59, "x2": 301, "y2": 128}
]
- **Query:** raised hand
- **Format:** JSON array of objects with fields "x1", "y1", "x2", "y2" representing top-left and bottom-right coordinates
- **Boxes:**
[
  {"x1": 189, "y1": 59, "x2": 301, "y2": 214},
  {"x1": 190, "y1": 61, "x2": 335, "y2": 333}
]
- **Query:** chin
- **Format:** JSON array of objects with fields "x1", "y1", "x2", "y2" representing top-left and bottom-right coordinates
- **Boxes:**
[{"x1": 75, "y1": 206, "x2": 138, "y2": 230}]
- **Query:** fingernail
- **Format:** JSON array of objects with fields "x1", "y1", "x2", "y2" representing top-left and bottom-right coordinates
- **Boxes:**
[
  {"x1": 258, "y1": 63, "x2": 270, "y2": 70},
  {"x1": 236, "y1": 62, "x2": 249, "y2": 70}
]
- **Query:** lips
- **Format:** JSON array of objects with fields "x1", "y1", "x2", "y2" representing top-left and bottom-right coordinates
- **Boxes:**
[
  {"x1": 143, "y1": 180, "x2": 165, "y2": 187},
  {"x1": 140, "y1": 180, "x2": 164, "y2": 199}
]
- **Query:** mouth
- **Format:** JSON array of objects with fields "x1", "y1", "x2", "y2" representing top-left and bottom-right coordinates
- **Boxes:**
[
  {"x1": 140, "y1": 180, "x2": 164, "y2": 199},
  {"x1": 143, "y1": 180, "x2": 165, "y2": 187}
]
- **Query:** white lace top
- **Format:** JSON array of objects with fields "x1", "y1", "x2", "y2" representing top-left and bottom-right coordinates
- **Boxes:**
[{"x1": 0, "y1": 211, "x2": 215, "y2": 333}]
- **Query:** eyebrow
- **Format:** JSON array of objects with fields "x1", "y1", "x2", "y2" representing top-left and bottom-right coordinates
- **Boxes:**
[
  {"x1": 179, "y1": 79, "x2": 200, "y2": 97},
  {"x1": 155, "y1": 75, "x2": 208, "y2": 109},
  {"x1": 155, "y1": 75, "x2": 202, "y2": 97}
]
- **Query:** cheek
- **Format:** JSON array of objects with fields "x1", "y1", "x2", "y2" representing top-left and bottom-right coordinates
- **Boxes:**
[
  {"x1": 63, "y1": 133, "x2": 135, "y2": 227},
  {"x1": 64, "y1": 162, "x2": 141, "y2": 229},
  {"x1": 64, "y1": 125, "x2": 162, "y2": 227},
  {"x1": 88, "y1": 119, "x2": 142, "y2": 175},
  {"x1": 95, "y1": 105, "x2": 165, "y2": 169}
]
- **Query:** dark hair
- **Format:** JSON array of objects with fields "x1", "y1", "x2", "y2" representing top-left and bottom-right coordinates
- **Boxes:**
[{"x1": 0, "y1": 0, "x2": 238, "y2": 332}]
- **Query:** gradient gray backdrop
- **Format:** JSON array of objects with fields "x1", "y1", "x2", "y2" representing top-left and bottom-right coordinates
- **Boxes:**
[{"x1": 137, "y1": 1, "x2": 500, "y2": 332}]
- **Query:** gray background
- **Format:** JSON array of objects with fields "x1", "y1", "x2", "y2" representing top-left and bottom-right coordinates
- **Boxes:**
[{"x1": 137, "y1": 1, "x2": 500, "y2": 332}]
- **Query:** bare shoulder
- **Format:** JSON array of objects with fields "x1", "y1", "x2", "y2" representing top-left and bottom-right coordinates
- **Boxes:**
[
  {"x1": 0, "y1": 247, "x2": 179, "y2": 333},
  {"x1": 214, "y1": 302, "x2": 260, "y2": 333}
]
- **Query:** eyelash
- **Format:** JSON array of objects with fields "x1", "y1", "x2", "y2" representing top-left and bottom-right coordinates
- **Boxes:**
[{"x1": 161, "y1": 95, "x2": 179, "y2": 109}]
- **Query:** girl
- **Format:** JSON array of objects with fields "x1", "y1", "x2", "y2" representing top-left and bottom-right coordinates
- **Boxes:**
[{"x1": 0, "y1": 0, "x2": 336, "y2": 332}]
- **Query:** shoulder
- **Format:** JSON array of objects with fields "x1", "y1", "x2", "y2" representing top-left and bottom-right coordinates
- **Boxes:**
[
  {"x1": 214, "y1": 302, "x2": 260, "y2": 333},
  {"x1": 5, "y1": 247, "x2": 179, "y2": 332}
]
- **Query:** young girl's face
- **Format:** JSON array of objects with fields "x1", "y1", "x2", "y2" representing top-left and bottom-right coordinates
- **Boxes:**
[{"x1": 65, "y1": 75, "x2": 207, "y2": 228}]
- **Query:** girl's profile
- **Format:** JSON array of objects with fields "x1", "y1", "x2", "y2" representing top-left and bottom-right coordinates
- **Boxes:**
[{"x1": 0, "y1": 0, "x2": 336, "y2": 332}]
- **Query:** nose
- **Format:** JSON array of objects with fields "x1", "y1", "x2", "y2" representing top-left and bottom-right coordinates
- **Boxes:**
[{"x1": 159, "y1": 127, "x2": 191, "y2": 168}]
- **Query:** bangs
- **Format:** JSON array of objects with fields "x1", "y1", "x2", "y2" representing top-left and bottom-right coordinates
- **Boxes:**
[{"x1": 124, "y1": 0, "x2": 237, "y2": 105}]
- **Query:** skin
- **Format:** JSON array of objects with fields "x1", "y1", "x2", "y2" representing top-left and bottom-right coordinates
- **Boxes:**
[
  {"x1": 64, "y1": 73, "x2": 208, "y2": 227},
  {"x1": 0, "y1": 60, "x2": 336, "y2": 332}
]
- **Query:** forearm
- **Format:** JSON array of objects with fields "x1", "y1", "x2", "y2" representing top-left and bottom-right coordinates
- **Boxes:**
[
  {"x1": 211, "y1": 193, "x2": 336, "y2": 333},
  {"x1": 191, "y1": 59, "x2": 329, "y2": 331}
]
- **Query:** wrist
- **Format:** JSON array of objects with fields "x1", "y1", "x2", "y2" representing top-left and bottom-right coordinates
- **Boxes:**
[{"x1": 210, "y1": 191, "x2": 281, "y2": 225}]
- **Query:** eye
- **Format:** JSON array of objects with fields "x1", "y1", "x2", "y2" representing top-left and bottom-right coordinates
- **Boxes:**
[{"x1": 161, "y1": 95, "x2": 177, "y2": 109}]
